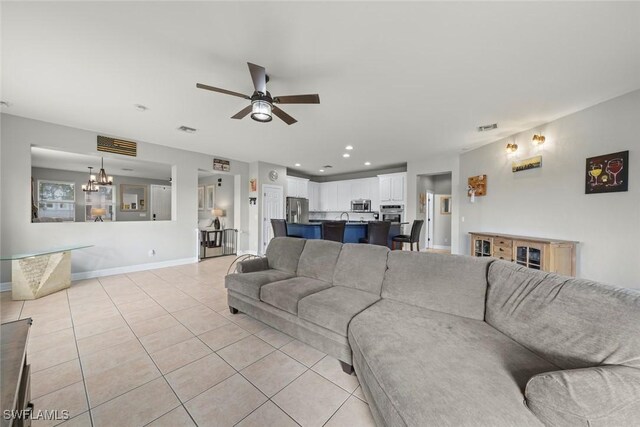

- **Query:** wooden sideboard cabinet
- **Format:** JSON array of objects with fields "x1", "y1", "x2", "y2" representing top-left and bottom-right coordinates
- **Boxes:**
[{"x1": 470, "y1": 232, "x2": 577, "y2": 277}]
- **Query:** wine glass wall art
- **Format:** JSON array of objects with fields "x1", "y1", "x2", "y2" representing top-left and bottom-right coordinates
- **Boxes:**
[{"x1": 585, "y1": 150, "x2": 629, "y2": 194}]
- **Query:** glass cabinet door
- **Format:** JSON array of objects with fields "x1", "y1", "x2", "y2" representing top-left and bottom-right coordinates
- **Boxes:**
[
  {"x1": 515, "y1": 241, "x2": 544, "y2": 270},
  {"x1": 473, "y1": 237, "x2": 492, "y2": 257}
]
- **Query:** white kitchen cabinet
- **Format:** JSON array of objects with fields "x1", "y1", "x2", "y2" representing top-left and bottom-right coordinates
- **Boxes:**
[
  {"x1": 308, "y1": 181, "x2": 321, "y2": 211},
  {"x1": 379, "y1": 176, "x2": 392, "y2": 202},
  {"x1": 337, "y1": 181, "x2": 351, "y2": 211},
  {"x1": 320, "y1": 182, "x2": 338, "y2": 211},
  {"x1": 286, "y1": 177, "x2": 309, "y2": 199},
  {"x1": 350, "y1": 179, "x2": 369, "y2": 201},
  {"x1": 368, "y1": 177, "x2": 380, "y2": 211},
  {"x1": 379, "y1": 173, "x2": 406, "y2": 204}
]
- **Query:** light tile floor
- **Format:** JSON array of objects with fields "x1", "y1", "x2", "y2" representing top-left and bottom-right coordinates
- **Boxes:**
[{"x1": 0, "y1": 257, "x2": 375, "y2": 427}]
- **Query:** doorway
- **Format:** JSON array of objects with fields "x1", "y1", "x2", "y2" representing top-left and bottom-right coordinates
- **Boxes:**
[
  {"x1": 417, "y1": 172, "x2": 452, "y2": 252},
  {"x1": 150, "y1": 185, "x2": 172, "y2": 221},
  {"x1": 261, "y1": 184, "x2": 284, "y2": 253}
]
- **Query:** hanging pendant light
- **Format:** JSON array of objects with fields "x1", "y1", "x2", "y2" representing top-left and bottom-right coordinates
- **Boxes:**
[
  {"x1": 82, "y1": 167, "x2": 98, "y2": 192},
  {"x1": 96, "y1": 157, "x2": 113, "y2": 185}
]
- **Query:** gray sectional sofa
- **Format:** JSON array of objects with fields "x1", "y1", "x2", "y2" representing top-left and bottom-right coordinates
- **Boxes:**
[{"x1": 225, "y1": 237, "x2": 640, "y2": 426}]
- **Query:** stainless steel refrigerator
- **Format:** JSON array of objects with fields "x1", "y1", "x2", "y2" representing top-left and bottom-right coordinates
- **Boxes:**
[{"x1": 286, "y1": 197, "x2": 309, "y2": 224}]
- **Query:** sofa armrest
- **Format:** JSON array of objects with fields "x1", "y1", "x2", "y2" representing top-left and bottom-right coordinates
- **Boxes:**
[
  {"x1": 237, "y1": 257, "x2": 270, "y2": 273},
  {"x1": 525, "y1": 365, "x2": 640, "y2": 426}
]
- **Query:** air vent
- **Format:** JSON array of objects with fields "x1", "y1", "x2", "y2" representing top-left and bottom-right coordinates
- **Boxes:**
[
  {"x1": 477, "y1": 123, "x2": 498, "y2": 132},
  {"x1": 178, "y1": 126, "x2": 197, "y2": 133},
  {"x1": 322, "y1": 165, "x2": 333, "y2": 169}
]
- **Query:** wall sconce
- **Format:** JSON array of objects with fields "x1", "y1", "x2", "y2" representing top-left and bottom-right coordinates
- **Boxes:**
[
  {"x1": 532, "y1": 134, "x2": 546, "y2": 146},
  {"x1": 505, "y1": 142, "x2": 518, "y2": 154}
]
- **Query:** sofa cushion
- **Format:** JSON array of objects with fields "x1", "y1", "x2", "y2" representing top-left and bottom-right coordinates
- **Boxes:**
[
  {"x1": 298, "y1": 286, "x2": 380, "y2": 336},
  {"x1": 349, "y1": 299, "x2": 554, "y2": 427},
  {"x1": 297, "y1": 240, "x2": 343, "y2": 282},
  {"x1": 265, "y1": 237, "x2": 307, "y2": 274},
  {"x1": 333, "y1": 244, "x2": 389, "y2": 295},
  {"x1": 260, "y1": 277, "x2": 332, "y2": 315},
  {"x1": 486, "y1": 261, "x2": 640, "y2": 369},
  {"x1": 225, "y1": 269, "x2": 295, "y2": 300},
  {"x1": 381, "y1": 251, "x2": 493, "y2": 320},
  {"x1": 525, "y1": 365, "x2": 640, "y2": 427}
]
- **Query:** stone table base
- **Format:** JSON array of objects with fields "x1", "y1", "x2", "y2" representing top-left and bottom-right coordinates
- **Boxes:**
[{"x1": 11, "y1": 251, "x2": 71, "y2": 300}]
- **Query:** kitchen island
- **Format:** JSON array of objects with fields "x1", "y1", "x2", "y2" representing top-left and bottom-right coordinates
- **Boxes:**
[{"x1": 287, "y1": 221, "x2": 403, "y2": 248}]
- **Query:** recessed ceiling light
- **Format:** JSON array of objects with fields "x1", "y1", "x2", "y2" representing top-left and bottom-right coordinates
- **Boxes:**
[
  {"x1": 177, "y1": 125, "x2": 197, "y2": 133},
  {"x1": 0, "y1": 101, "x2": 11, "y2": 107},
  {"x1": 342, "y1": 153, "x2": 350, "y2": 158},
  {"x1": 134, "y1": 104, "x2": 149, "y2": 112},
  {"x1": 294, "y1": 163, "x2": 301, "y2": 167},
  {"x1": 345, "y1": 145, "x2": 353, "y2": 150},
  {"x1": 364, "y1": 162, "x2": 371, "y2": 166},
  {"x1": 319, "y1": 169, "x2": 325, "y2": 173}
]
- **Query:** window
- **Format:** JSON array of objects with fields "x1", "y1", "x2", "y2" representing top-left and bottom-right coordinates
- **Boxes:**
[
  {"x1": 85, "y1": 185, "x2": 115, "y2": 221},
  {"x1": 38, "y1": 180, "x2": 75, "y2": 221}
]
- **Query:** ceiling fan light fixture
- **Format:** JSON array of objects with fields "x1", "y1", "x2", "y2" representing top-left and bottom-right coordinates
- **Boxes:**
[{"x1": 251, "y1": 100, "x2": 272, "y2": 123}]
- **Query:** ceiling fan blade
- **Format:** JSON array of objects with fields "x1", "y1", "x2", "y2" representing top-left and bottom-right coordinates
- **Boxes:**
[
  {"x1": 272, "y1": 106, "x2": 297, "y2": 125},
  {"x1": 273, "y1": 94, "x2": 320, "y2": 104},
  {"x1": 196, "y1": 83, "x2": 250, "y2": 100},
  {"x1": 247, "y1": 62, "x2": 267, "y2": 94},
  {"x1": 231, "y1": 105, "x2": 253, "y2": 120}
]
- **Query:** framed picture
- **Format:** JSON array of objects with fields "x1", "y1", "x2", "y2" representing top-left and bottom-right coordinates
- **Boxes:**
[
  {"x1": 198, "y1": 185, "x2": 205, "y2": 210},
  {"x1": 205, "y1": 185, "x2": 215, "y2": 210},
  {"x1": 585, "y1": 150, "x2": 628, "y2": 194},
  {"x1": 249, "y1": 178, "x2": 257, "y2": 193}
]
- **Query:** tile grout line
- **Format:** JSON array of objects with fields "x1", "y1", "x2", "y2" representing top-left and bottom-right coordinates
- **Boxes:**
[
  {"x1": 63, "y1": 288, "x2": 94, "y2": 427},
  {"x1": 87, "y1": 268, "x2": 240, "y2": 425},
  {"x1": 91, "y1": 275, "x2": 185, "y2": 423}
]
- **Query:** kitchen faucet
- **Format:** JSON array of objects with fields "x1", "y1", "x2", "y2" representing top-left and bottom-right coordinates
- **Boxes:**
[{"x1": 340, "y1": 212, "x2": 350, "y2": 222}]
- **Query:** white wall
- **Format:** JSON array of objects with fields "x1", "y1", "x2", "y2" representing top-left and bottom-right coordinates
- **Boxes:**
[
  {"x1": 459, "y1": 89, "x2": 640, "y2": 289},
  {"x1": 0, "y1": 114, "x2": 251, "y2": 283}
]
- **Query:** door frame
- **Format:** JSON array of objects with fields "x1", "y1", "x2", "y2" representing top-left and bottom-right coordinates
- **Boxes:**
[
  {"x1": 261, "y1": 184, "x2": 284, "y2": 254},
  {"x1": 425, "y1": 191, "x2": 434, "y2": 249}
]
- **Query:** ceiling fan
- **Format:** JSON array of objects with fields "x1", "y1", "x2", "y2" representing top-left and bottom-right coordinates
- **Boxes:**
[{"x1": 196, "y1": 62, "x2": 320, "y2": 125}]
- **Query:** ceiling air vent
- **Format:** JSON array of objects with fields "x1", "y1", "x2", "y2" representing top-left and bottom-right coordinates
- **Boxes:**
[
  {"x1": 178, "y1": 126, "x2": 197, "y2": 133},
  {"x1": 322, "y1": 165, "x2": 333, "y2": 169},
  {"x1": 477, "y1": 123, "x2": 498, "y2": 132}
]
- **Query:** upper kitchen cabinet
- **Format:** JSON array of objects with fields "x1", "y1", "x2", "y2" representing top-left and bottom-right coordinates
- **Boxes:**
[
  {"x1": 286, "y1": 176, "x2": 309, "y2": 198},
  {"x1": 378, "y1": 173, "x2": 406, "y2": 204},
  {"x1": 337, "y1": 181, "x2": 352, "y2": 211},
  {"x1": 308, "y1": 181, "x2": 321, "y2": 211},
  {"x1": 320, "y1": 182, "x2": 338, "y2": 211}
]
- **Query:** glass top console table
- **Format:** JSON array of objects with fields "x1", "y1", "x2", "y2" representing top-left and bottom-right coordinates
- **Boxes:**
[{"x1": 1, "y1": 245, "x2": 93, "y2": 300}]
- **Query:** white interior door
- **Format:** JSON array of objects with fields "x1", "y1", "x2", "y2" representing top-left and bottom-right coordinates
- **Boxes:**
[
  {"x1": 262, "y1": 184, "x2": 284, "y2": 253},
  {"x1": 426, "y1": 191, "x2": 434, "y2": 249},
  {"x1": 150, "y1": 185, "x2": 172, "y2": 221}
]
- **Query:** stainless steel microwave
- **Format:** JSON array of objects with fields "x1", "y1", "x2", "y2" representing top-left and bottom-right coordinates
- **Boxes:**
[{"x1": 351, "y1": 199, "x2": 371, "y2": 212}]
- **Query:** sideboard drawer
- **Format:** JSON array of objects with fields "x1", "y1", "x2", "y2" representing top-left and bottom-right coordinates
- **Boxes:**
[{"x1": 493, "y1": 238, "x2": 513, "y2": 248}]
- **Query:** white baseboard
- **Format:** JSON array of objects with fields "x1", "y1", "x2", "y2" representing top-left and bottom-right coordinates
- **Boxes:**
[
  {"x1": 0, "y1": 257, "x2": 199, "y2": 292},
  {"x1": 71, "y1": 257, "x2": 199, "y2": 280},
  {"x1": 432, "y1": 245, "x2": 452, "y2": 250},
  {"x1": 236, "y1": 250, "x2": 258, "y2": 256}
]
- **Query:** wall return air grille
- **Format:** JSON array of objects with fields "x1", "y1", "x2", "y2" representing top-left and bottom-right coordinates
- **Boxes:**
[{"x1": 97, "y1": 136, "x2": 137, "y2": 157}]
